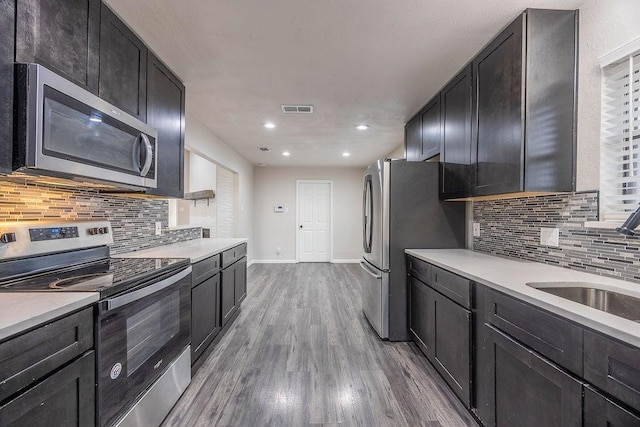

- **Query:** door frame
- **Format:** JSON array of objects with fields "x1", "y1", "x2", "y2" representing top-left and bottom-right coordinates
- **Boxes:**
[{"x1": 295, "y1": 180, "x2": 333, "y2": 263}]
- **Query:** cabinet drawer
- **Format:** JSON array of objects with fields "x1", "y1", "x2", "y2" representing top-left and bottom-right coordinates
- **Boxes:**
[
  {"x1": 222, "y1": 243, "x2": 247, "y2": 269},
  {"x1": 0, "y1": 307, "x2": 94, "y2": 402},
  {"x1": 406, "y1": 255, "x2": 430, "y2": 284},
  {"x1": 584, "y1": 330, "x2": 640, "y2": 412},
  {"x1": 192, "y1": 254, "x2": 220, "y2": 285},
  {"x1": 484, "y1": 289, "x2": 583, "y2": 376},
  {"x1": 431, "y1": 266, "x2": 471, "y2": 308},
  {"x1": 584, "y1": 385, "x2": 640, "y2": 426}
]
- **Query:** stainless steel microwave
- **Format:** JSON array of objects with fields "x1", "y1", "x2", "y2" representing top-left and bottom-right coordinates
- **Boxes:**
[{"x1": 13, "y1": 64, "x2": 158, "y2": 189}]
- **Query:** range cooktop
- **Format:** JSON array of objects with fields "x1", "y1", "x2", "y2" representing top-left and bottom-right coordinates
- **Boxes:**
[{"x1": 0, "y1": 257, "x2": 190, "y2": 298}]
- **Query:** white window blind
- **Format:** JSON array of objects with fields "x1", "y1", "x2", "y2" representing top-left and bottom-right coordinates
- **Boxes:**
[{"x1": 601, "y1": 53, "x2": 640, "y2": 219}]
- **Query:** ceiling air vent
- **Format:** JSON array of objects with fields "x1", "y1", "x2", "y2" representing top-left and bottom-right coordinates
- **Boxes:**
[
  {"x1": 281, "y1": 104, "x2": 314, "y2": 114},
  {"x1": 257, "y1": 147, "x2": 271, "y2": 152}
]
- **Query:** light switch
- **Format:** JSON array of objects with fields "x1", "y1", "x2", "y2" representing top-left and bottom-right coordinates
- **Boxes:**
[{"x1": 473, "y1": 222, "x2": 480, "y2": 237}]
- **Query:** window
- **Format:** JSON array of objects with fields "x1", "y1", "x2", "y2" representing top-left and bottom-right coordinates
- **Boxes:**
[{"x1": 600, "y1": 43, "x2": 640, "y2": 220}]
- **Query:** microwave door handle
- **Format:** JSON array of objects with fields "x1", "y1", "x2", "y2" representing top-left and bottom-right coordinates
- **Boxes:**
[
  {"x1": 139, "y1": 133, "x2": 153, "y2": 177},
  {"x1": 104, "y1": 266, "x2": 192, "y2": 311}
]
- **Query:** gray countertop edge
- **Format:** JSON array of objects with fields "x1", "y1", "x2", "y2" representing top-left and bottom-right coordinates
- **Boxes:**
[
  {"x1": 113, "y1": 238, "x2": 248, "y2": 263},
  {"x1": 405, "y1": 249, "x2": 640, "y2": 348},
  {"x1": 0, "y1": 293, "x2": 99, "y2": 342}
]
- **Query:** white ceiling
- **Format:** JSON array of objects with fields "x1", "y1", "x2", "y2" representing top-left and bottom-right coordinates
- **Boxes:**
[{"x1": 105, "y1": 0, "x2": 584, "y2": 168}]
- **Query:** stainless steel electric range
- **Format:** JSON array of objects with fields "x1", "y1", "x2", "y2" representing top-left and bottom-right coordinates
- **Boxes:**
[{"x1": 0, "y1": 220, "x2": 192, "y2": 427}]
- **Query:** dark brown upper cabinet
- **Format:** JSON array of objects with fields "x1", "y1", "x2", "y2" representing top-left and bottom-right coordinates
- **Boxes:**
[
  {"x1": 0, "y1": 0, "x2": 16, "y2": 173},
  {"x1": 99, "y1": 3, "x2": 147, "y2": 121},
  {"x1": 146, "y1": 52, "x2": 185, "y2": 198},
  {"x1": 440, "y1": 66, "x2": 472, "y2": 199},
  {"x1": 405, "y1": 96, "x2": 441, "y2": 162},
  {"x1": 420, "y1": 96, "x2": 441, "y2": 160},
  {"x1": 404, "y1": 115, "x2": 421, "y2": 161},
  {"x1": 471, "y1": 9, "x2": 577, "y2": 197},
  {"x1": 15, "y1": 0, "x2": 100, "y2": 93}
]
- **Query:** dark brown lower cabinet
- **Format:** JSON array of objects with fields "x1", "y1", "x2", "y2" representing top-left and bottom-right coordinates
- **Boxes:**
[
  {"x1": 484, "y1": 325, "x2": 582, "y2": 427},
  {"x1": 431, "y1": 291, "x2": 471, "y2": 406},
  {"x1": 0, "y1": 350, "x2": 95, "y2": 426},
  {"x1": 191, "y1": 273, "x2": 220, "y2": 364},
  {"x1": 584, "y1": 386, "x2": 640, "y2": 426},
  {"x1": 221, "y1": 264, "x2": 237, "y2": 327},
  {"x1": 221, "y1": 255, "x2": 247, "y2": 327},
  {"x1": 408, "y1": 276, "x2": 431, "y2": 358},
  {"x1": 583, "y1": 329, "x2": 640, "y2": 411},
  {"x1": 236, "y1": 257, "x2": 247, "y2": 304}
]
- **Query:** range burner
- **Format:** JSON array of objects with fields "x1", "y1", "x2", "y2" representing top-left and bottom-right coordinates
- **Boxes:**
[{"x1": 49, "y1": 273, "x2": 114, "y2": 290}]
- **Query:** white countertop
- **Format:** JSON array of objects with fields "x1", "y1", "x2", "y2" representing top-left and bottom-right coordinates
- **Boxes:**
[
  {"x1": 0, "y1": 292, "x2": 98, "y2": 342},
  {"x1": 114, "y1": 238, "x2": 248, "y2": 263},
  {"x1": 405, "y1": 249, "x2": 640, "y2": 348}
]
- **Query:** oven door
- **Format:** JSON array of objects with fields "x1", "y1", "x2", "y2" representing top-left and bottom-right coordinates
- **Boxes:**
[{"x1": 97, "y1": 266, "x2": 191, "y2": 427}]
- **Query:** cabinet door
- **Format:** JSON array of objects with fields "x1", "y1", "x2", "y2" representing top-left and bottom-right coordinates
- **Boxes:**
[
  {"x1": 221, "y1": 264, "x2": 237, "y2": 326},
  {"x1": 440, "y1": 65, "x2": 472, "y2": 199},
  {"x1": 0, "y1": 350, "x2": 95, "y2": 426},
  {"x1": 430, "y1": 290, "x2": 471, "y2": 407},
  {"x1": 420, "y1": 96, "x2": 441, "y2": 160},
  {"x1": 99, "y1": 3, "x2": 147, "y2": 121},
  {"x1": 146, "y1": 52, "x2": 185, "y2": 198},
  {"x1": 235, "y1": 257, "x2": 247, "y2": 305},
  {"x1": 191, "y1": 274, "x2": 220, "y2": 364},
  {"x1": 472, "y1": 14, "x2": 525, "y2": 196},
  {"x1": 584, "y1": 386, "x2": 640, "y2": 426},
  {"x1": 484, "y1": 325, "x2": 582, "y2": 427},
  {"x1": 408, "y1": 276, "x2": 432, "y2": 358},
  {"x1": 15, "y1": 0, "x2": 99, "y2": 92},
  {"x1": 0, "y1": 0, "x2": 14, "y2": 172},
  {"x1": 405, "y1": 115, "x2": 421, "y2": 161}
]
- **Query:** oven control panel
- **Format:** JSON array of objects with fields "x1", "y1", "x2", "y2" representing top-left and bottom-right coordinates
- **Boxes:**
[
  {"x1": 29, "y1": 226, "x2": 79, "y2": 241},
  {"x1": 0, "y1": 220, "x2": 113, "y2": 260}
]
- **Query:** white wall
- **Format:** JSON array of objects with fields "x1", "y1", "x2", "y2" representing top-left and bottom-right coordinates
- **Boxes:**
[
  {"x1": 184, "y1": 113, "x2": 254, "y2": 261},
  {"x1": 253, "y1": 166, "x2": 363, "y2": 262},
  {"x1": 576, "y1": 0, "x2": 640, "y2": 191},
  {"x1": 386, "y1": 144, "x2": 405, "y2": 159}
]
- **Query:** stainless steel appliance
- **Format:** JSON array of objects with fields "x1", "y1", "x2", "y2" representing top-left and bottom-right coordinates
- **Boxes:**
[
  {"x1": 361, "y1": 160, "x2": 465, "y2": 341},
  {"x1": 0, "y1": 220, "x2": 191, "y2": 427},
  {"x1": 12, "y1": 64, "x2": 158, "y2": 189}
]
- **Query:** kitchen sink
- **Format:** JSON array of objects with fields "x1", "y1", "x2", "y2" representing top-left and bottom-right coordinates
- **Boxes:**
[{"x1": 526, "y1": 282, "x2": 640, "y2": 323}]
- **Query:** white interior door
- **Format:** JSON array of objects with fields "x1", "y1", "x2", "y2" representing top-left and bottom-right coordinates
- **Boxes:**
[{"x1": 297, "y1": 181, "x2": 331, "y2": 262}]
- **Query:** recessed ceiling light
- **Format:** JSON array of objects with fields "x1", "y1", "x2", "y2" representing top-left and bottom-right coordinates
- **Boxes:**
[
  {"x1": 264, "y1": 122, "x2": 276, "y2": 129},
  {"x1": 282, "y1": 151, "x2": 290, "y2": 157},
  {"x1": 356, "y1": 124, "x2": 369, "y2": 130},
  {"x1": 342, "y1": 152, "x2": 350, "y2": 157}
]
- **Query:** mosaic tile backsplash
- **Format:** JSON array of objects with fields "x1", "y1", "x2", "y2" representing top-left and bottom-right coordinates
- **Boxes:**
[
  {"x1": 0, "y1": 179, "x2": 201, "y2": 255},
  {"x1": 473, "y1": 191, "x2": 640, "y2": 283}
]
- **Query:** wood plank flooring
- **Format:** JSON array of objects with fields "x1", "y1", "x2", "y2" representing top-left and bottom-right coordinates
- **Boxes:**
[{"x1": 163, "y1": 263, "x2": 477, "y2": 426}]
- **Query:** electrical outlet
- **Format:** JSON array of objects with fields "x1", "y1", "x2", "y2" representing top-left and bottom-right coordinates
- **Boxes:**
[
  {"x1": 155, "y1": 221, "x2": 162, "y2": 236},
  {"x1": 473, "y1": 222, "x2": 480, "y2": 237},
  {"x1": 540, "y1": 228, "x2": 559, "y2": 247},
  {"x1": 276, "y1": 247, "x2": 281, "y2": 255}
]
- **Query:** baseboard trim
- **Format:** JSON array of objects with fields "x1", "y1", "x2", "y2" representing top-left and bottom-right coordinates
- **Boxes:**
[
  {"x1": 331, "y1": 259, "x2": 360, "y2": 263},
  {"x1": 247, "y1": 260, "x2": 256, "y2": 267},
  {"x1": 252, "y1": 259, "x2": 298, "y2": 264}
]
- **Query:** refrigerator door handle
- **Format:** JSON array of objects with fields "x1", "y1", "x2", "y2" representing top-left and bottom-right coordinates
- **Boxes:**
[
  {"x1": 359, "y1": 261, "x2": 382, "y2": 280},
  {"x1": 363, "y1": 175, "x2": 373, "y2": 253}
]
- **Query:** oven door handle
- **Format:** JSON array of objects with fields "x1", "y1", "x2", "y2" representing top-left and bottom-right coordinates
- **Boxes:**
[{"x1": 104, "y1": 266, "x2": 192, "y2": 311}]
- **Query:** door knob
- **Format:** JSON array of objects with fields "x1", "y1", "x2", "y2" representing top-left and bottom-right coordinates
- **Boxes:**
[{"x1": 299, "y1": 225, "x2": 303, "y2": 229}]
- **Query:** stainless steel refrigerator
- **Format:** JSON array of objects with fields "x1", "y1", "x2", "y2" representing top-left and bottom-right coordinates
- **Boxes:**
[{"x1": 360, "y1": 159, "x2": 465, "y2": 341}]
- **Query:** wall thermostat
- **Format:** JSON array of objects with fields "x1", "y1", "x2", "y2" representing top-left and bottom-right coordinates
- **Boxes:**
[{"x1": 274, "y1": 205, "x2": 285, "y2": 213}]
